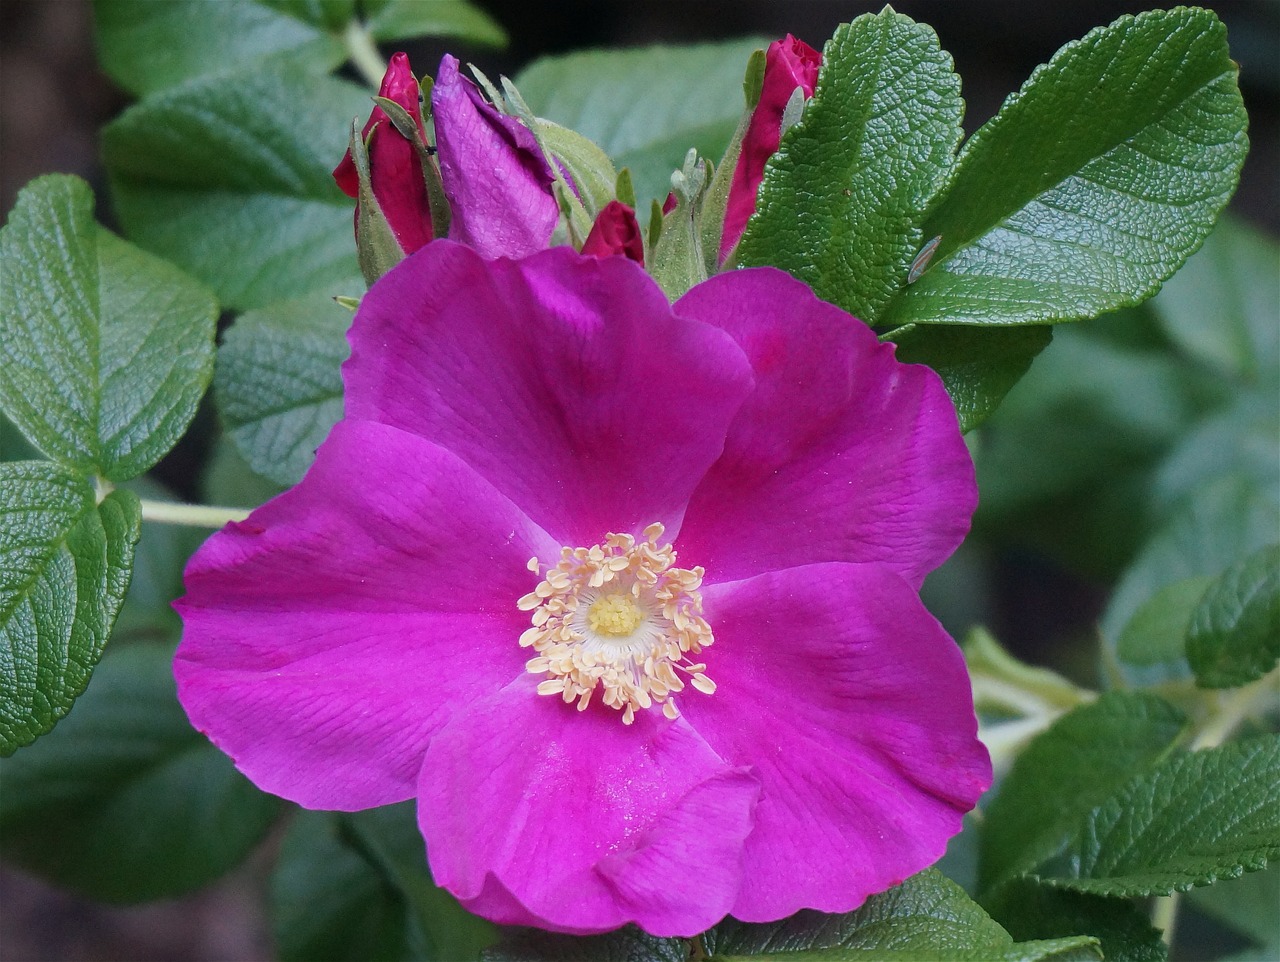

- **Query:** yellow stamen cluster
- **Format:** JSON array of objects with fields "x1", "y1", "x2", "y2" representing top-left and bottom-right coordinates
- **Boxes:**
[{"x1": 517, "y1": 522, "x2": 715, "y2": 724}]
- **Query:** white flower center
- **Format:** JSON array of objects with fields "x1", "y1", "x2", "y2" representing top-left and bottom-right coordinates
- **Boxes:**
[{"x1": 517, "y1": 522, "x2": 715, "y2": 724}]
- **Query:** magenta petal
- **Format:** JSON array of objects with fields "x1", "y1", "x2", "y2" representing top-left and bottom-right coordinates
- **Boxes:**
[
  {"x1": 432, "y1": 54, "x2": 558, "y2": 259},
  {"x1": 175, "y1": 419, "x2": 557, "y2": 810},
  {"x1": 345, "y1": 242, "x2": 754, "y2": 547},
  {"x1": 674, "y1": 268, "x2": 976, "y2": 588},
  {"x1": 680, "y1": 563, "x2": 990, "y2": 920},
  {"x1": 419, "y1": 677, "x2": 759, "y2": 936}
]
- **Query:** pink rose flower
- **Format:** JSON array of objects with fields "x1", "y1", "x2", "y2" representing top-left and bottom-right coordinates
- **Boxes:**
[
  {"x1": 580, "y1": 200, "x2": 644, "y2": 264},
  {"x1": 721, "y1": 35, "x2": 822, "y2": 261},
  {"x1": 174, "y1": 242, "x2": 988, "y2": 936},
  {"x1": 333, "y1": 52, "x2": 434, "y2": 257}
]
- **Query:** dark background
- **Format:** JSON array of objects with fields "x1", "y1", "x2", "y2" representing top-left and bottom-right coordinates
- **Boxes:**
[{"x1": 0, "y1": 2, "x2": 1275, "y2": 959}]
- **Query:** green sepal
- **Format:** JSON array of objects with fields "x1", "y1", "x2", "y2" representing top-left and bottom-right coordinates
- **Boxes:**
[
  {"x1": 742, "y1": 46, "x2": 767, "y2": 108},
  {"x1": 649, "y1": 149, "x2": 711, "y2": 301},
  {"x1": 615, "y1": 168, "x2": 637, "y2": 210},
  {"x1": 348, "y1": 119, "x2": 407, "y2": 285}
]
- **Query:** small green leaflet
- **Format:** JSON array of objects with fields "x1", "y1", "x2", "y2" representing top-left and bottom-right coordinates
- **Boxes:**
[
  {"x1": 736, "y1": 8, "x2": 963, "y2": 327},
  {"x1": 215, "y1": 293, "x2": 351, "y2": 486},
  {"x1": 0, "y1": 462, "x2": 140, "y2": 754},
  {"x1": 0, "y1": 643, "x2": 281, "y2": 899},
  {"x1": 0, "y1": 175, "x2": 218, "y2": 481},
  {"x1": 886, "y1": 7, "x2": 1247, "y2": 328}
]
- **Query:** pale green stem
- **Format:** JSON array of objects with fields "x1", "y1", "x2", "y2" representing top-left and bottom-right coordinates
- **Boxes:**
[
  {"x1": 1191, "y1": 670, "x2": 1280, "y2": 752},
  {"x1": 1153, "y1": 892, "x2": 1181, "y2": 948},
  {"x1": 343, "y1": 19, "x2": 386, "y2": 89},
  {"x1": 980, "y1": 714, "x2": 1060, "y2": 773},
  {"x1": 138, "y1": 499, "x2": 250, "y2": 528}
]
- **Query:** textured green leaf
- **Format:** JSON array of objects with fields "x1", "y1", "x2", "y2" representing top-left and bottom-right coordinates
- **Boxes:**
[
  {"x1": 0, "y1": 643, "x2": 281, "y2": 899},
  {"x1": 715, "y1": 939, "x2": 1101, "y2": 962},
  {"x1": 1149, "y1": 215, "x2": 1280, "y2": 383},
  {"x1": 736, "y1": 10, "x2": 961, "y2": 326},
  {"x1": 515, "y1": 38, "x2": 767, "y2": 212},
  {"x1": 215, "y1": 293, "x2": 351, "y2": 486},
  {"x1": 1039, "y1": 737, "x2": 1280, "y2": 897},
  {"x1": 1102, "y1": 474, "x2": 1280, "y2": 684},
  {"x1": 0, "y1": 175, "x2": 218, "y2": 480},
  {"x1": 363, "y1": 0, "x2": 506, "y2": 46},
  {"x1": 887, "y1": 324, "x2": 1051, "y2": 432},
  {"x1": 979, "y1": 692, "x2": 1188, "y2": 893},
  {"x1": 260, "y1": 0, "x2": 355, "y2": 30},
  {"x1": 273, "y1": 803, "x2": 494, "y2": 962},
  {"x1": 887, "y1": 8, "x2": 1247, "y2": 327},
  {"x1": 707, "y1": 870, "x2": 1012, "y2": 958},
  {"x1": 92, "y1": 0, "x2": 345, "y2": 97},
  {"x1": 104, "y1": 67, "x2": 368, "y2": 310},
  {"x1": 482, "y1": 927, "x2": 684, "y2": 962},
  {"x1": 0, "y1": 462, "x2": 140, "y2": 754},
  {"x1": 984, "y1": 884, "x2": 1167, "y2": 962},
  {"x1": 1187, "y1": 545, "x2": 1280, "y2": 689},
  {"x1": 1116, "y1": 576, "x2": 1215, "y2": 668}
]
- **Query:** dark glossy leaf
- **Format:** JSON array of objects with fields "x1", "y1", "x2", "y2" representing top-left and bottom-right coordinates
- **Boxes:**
[
  {"x1": 0, "y1": 462, "x2": 140, "y2": 753},
  {"x1": 273, "y1": 803, "x2": 495, "y2": 962},
  {"x1": 887, "y1": 8, "x2": 1247, "y2": 327},
  {"x1": 482, "y1": 926, "x2": 684, "y2": 962},
  {"x1": 737, "y1": 9, "x2": 962, "y2": 325},
  {"x1": 0, "y1": 644, "x2": 281, "y2": 899},
  {"x1": 984, "y1": 884, "x2": 1166, "y2": 962},
  {"x1": 887, "y1": 323, "x2": 1051, "y2": 432},
  {"x1": 0, "y1": 175, "x2": 218, "y2": 480}
]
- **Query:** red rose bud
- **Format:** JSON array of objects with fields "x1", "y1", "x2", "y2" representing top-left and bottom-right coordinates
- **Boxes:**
[
  {"x1": 333, "y1": 52, "x2": 434, "y2": 259},
  {"x1": 720, "y1": 35, "x2": 821, "y2": 261},
  {"x1": 581, "y1": 201, "x2": 644, "y2": 265}
]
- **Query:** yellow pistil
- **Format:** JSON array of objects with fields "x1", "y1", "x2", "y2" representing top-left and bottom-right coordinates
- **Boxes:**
[{"x1": 517, "y1": 522, "x2": 715, "y2": 724}]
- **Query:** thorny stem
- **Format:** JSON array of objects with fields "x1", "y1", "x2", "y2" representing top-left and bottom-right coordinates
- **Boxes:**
[
  {"x1": 344, "y1": 18, "x2": 386, "y2": 88},
  {"x1": 137, "y1": 498, "x2": 250, "y2": 528}
]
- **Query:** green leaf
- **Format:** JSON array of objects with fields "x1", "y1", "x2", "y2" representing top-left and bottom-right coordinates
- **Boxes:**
[
  {"x1": 979, "y1": 692, "x2": 1189, "y2": 893},
  {"x1": 215, "y1": 293, "x2": 351, "y2": 486},
  {"x1": 1038, "y1": 737, "x2": 1280, "y2": 897},
  {"x1": 1187, "y1": 545, "x2": 1280, "y2": 689},
  {"x1": 1149, "y1": 214, "x2": 1280, "y2": 384},
  {"x1": 886, "y1": 8, "x2": 1247, "y2": 328},
  {"x1": 514, "y1": 38, "x2": 767, "y2": 212},
  {"x1": 0, "y1": 175, "x2": 218, "y2": 480},
  {"x1": 887, "y1": 324, "x2": 1051, "y2": 433},
  {"x1": 0, "y1": 462, "x2": 140, "y2": 754},
  {"x1": 104, "y1": 66, "x2": 368, "y2": 310},
  {"x1": 1102, "y1": 474, "x2": 1280, "y2": 683},
  {"x1": 736, "y1": 10, "x2": 962, "y2": 326},
  {"x1": 482, "y1": 927, "x2": 684, "y2": 962},
  {"x1": 1116, "y1": 576, "x2": 1215, "y2": 668},
  {"x1": 704, "y1": 870, "x2": 1098, "y2": 962},
  {"x1": 715, "y1": 941, "x2": 1100, "y2": 961},
  {"x1": 0, "y1": 643, "x2": 281, "y2": 899},
  {"x1": 363, "y1": 0, "x2": 506, "y2": 46},
  {"x1": 92, "y1": 0, "x2": 345, "y2": 97},
  {"x1": 984, "y1": 884, "x2": 1167, "y2": 962},
  {"x1": 273, "y1": 803, "x2": 495, "y2": 962}
]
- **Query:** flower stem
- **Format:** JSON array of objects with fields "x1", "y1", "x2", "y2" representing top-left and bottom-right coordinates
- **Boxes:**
[
  {"x1": 1153, "y1": 891, "x2": 1181, "y2": 948},
  {"x1": 137, "y1": 499, "x2": 250, "y2": 528},
  {"x1": 1190, "y1": 671, "x2": 1279, "y2": 752},
  {"x1": 343, "y1": 19, "x2": 386, "y2": 88}
]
